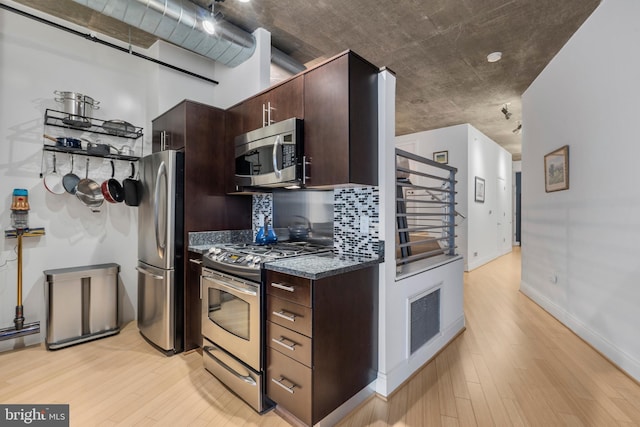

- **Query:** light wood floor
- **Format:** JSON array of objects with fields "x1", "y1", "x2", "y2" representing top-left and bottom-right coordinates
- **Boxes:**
[{"x1": 2, "y1": 248, "x2": 639, "y2": 426}]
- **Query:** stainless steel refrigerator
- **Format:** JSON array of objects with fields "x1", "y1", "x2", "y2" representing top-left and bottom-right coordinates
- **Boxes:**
[{"x1": 137, "y1": 150, "x2": 184, "y2": 354}]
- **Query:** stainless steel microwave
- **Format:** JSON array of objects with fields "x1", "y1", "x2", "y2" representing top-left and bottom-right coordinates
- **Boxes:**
[{"x1": 234, "y1": 118, "x2": 303, "y2": 188}]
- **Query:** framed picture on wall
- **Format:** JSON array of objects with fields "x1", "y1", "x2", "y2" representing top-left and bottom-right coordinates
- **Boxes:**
[
  {"x1": 475, "y1": 176, "x2": 485, "y2": 203},
  {"x1": 433, "y1": 150, "x2": 448, "y2": 164},
  {"x1": 544, "y1": 145, "x2": 570, "y2": 192}
]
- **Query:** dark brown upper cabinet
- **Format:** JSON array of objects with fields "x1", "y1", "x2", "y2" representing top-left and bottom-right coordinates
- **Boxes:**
[
  {"x1": 303, "y1": 51, "x2": 379, "y2": 188},
  {"x1": 225, "y1": 50, "x2": 379, "y2": 190},
  {"x1": 227, "y1": 75, "x2": 304, "y2": 137}
]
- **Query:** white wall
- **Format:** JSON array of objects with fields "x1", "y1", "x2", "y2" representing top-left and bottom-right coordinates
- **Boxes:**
[
  {"x1": 467, "y1": 126, "x2": 513, "y2": 270},
  {"x1": 377, "y1": 72, "x2": 465, "y2": 397},
  {"x1": 521, "y1": 0, "x2": 640, "y2": 381},
  {"x1": 214, "y1": 28, "x2": 272, "y2": 109},
  {"x1": 0, "y1": 1, "x2": 256, "y2": 351},
  {"x1": 396, "y1": 124, "x2": 512, "y2": 271}
]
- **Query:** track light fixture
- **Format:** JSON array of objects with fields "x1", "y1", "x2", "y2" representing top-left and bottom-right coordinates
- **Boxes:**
[
  {"x1": 512, "y1": 121, "x2": 522, "y2": 135},
  {"x1": 501, "y1": 103, "x2": 512, "y2": 120},
  {"x1": 203, "y1": 1, "x2": 229, "y2": 35}
]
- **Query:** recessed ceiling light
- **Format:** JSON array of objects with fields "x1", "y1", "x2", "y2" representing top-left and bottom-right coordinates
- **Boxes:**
[
  {"x1": 487, "y1": 51, "x2": 502, "y2": 63},
  {"x1": 238, "y1": 0, "x2": 250, "y2": 3}
]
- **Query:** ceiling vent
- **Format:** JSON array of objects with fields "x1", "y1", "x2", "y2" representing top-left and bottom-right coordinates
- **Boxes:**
[{"x1": 71, "y1": 0, "x2": 256, "y2": 67}]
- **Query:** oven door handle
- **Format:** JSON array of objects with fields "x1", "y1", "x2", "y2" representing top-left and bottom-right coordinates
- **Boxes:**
[
  {"x1": 203, "y1": 346, "x2": 257, "y2": 386},
  {"x1": 202, "y1": 275, "x2": 257, "y2": 297}
]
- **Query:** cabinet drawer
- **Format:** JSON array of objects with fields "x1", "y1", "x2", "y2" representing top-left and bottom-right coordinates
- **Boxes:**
[
  {"x1": 267, "y1": 296, "x2": 312, "y2": 337},
  {"x1": 266, "y1": 271, "x2": 311, "y2": 307},
  {"x1": 267, "y1": 321, "x2": 312, "y2": 368},
  {"x1": 267, "y1": 347, "x2": 312, "y2": 426}
]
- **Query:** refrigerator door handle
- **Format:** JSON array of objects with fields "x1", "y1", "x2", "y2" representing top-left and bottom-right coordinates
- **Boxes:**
[
  {"x1": 154, "y1": 161, "x2": 168, "y2": 259},
  {"x1": 136, "y1": 266, "x2": 163, "y2": 280}
]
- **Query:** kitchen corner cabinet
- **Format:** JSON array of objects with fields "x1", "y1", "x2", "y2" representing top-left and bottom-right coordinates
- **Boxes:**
[
  {"x1": 152, "y1": 100, "x2": 252, "y2": 350},
  {"x1": 303, "y1": 51, "x2": 379, "y2": 188},
  {"x1": 265, "y1": 266, "x2": 379, "y2": 426}
]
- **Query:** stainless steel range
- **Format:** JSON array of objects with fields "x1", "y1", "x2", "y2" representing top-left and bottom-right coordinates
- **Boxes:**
[{"x1": 200, "y1": 241, "x2": 331, "y2": 413}]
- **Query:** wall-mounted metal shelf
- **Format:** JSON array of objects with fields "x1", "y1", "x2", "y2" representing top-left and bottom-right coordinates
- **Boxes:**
[
  {"x1": 42, "y1": 145, "x2": 139, "y2": 162},
  {"x1": 44, "y1": 109, "x2": 143, "y2": 140}
]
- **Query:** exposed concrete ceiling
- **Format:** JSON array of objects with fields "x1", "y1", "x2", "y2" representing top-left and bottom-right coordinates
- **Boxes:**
[{"x1": 12, "y1": 0, "x2": 601, "y2": 160}]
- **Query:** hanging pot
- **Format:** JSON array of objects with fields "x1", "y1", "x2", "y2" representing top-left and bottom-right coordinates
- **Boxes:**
[
  {"x1": 101, "y1": 161, "x2": 125, "y2": 203},
  {"x1": 123, "y1": 162, "x2": 142, "y2": 206},
  {"x1": 62, "y1": 155, "x2": 81, "y2": 194},
  {"x1": 43, "y1": 153, "x2": 65, "y2": 195},
  {"x1": 75, "y1": 158, "x2": 104, "y2": 212}
]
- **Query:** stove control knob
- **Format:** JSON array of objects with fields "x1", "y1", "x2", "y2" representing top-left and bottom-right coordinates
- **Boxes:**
[
  {"x1": 252, "y1": 256, "x2": 261, "y2": 264},
  {"x1": 208, "y1": 247, "x2": 216, "y2": 254}
]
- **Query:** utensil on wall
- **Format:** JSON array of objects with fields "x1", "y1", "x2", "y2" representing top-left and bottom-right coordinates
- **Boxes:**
[
  {"x1": 123, "y1": 162, "x2": 142, "y2": 206},
  {"x1": 43, "y1": 154, "x2": 65, "y2": 195},
  {"x1": 62, "y1": 155, "x2": 81, "y2": 194},
  {"x1": 43, "y1": 134, "x2": 82, "y2": 149},
  {"x1": 102, "y1": 119, "x2": 135, "y2": 136},
  {"x1": 80, "y1": 137, "x2": 111, "y2": 155},
  {"x1": 53, "y1": 90, "x2": 99, "y2": 127},
  {"x1": 75, "y1": 158, "x2": 104, "y2": 211},
  {"x1": 101, "y1": 161, "x2": 125, "y2": 203}
]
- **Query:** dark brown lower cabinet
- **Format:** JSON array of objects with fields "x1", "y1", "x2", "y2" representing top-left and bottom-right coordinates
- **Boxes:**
[{"x1": 265, "y1": 266, "x2": 378, "y2": 426}]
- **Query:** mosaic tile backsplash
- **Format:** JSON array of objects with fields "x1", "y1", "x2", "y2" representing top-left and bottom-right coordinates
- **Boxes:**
[
  {"x1": 253, "y1": 187, "x2": 380, "y2": 258},
  {"x1": 252, "y1": 193, "x2": 273, "y2": 240},
  {"x1": 334, "y1": 187, "x2": 380, "y2": 258}
]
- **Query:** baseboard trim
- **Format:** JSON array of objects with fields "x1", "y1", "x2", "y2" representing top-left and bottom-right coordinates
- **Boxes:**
[
  {"x1": 520, "y1": 280, "x2": 640, "y2": 383},
  {"x1": 375, "y1": 315, "x2": 466, "y2": 397}
]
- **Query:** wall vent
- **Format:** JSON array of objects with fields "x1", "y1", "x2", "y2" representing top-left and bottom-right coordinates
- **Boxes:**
[{"x1": 409, "y1": 288, "x2": 440, "y2": 355}]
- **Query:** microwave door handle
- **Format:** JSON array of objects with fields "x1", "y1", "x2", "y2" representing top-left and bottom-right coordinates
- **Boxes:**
[
  {"x1": 272, "y1": 134, "x2": 282, "y2": 179},
  {"x1": 154, "y1": 161, "x2": 168, "y2": 259}
]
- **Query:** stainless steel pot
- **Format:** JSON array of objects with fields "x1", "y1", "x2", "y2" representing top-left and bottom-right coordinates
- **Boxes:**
[{"x1": 54, "y1": 91, "x2": 100, "y2": 127}]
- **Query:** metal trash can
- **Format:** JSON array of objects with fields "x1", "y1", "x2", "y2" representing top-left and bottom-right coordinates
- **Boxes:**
[{"x1": 44, "y1": 263, "x2": 120, "y2": 350}]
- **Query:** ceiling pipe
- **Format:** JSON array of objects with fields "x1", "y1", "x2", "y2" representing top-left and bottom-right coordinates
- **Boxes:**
[
  {"x1": 271, "y1": 46, "x2": 306, "y2": 75},
  {"x1": 71, "y1": 0, "x2": 256, "y2": 67}
]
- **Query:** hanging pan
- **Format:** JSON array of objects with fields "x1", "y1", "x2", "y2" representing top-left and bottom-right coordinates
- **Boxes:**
[
  {"x1": 62, "y1": 155, "x2": 81, "y2": 194},
  {"x1": 75, "y1": 158, "x2": 104, "y2": 212},
  {"x1": 123, "y1": 162, "x2": 142, "y2": 206},
  {"x1": 43, "y1": 153, "x2": 66, "y2": 195},
  {"x1": 101, "y1": 161, "x2": 125, "y2": 203}
]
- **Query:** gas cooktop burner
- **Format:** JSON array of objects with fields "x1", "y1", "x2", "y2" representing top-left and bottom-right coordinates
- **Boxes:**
[{"x1": 202, "y1": 241, "x2": 333, "y2": 281}]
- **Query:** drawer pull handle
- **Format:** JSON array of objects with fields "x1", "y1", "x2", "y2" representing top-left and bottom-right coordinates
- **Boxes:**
[
  {"x1": 273, "y1": 310, "x2": 296, "y2": 322},
  {"x1": 271, "y1": 282, "x2": 295, "y2": 292},
  {"x1": 272, "y1": 336, "x2": 297, "y2": 351},
  {"x1": 271, "y1": 376, "x2": 297, "y2": 394},
  {"x1": 189, "y1": 258, "x2": 203, "y2": 265}
]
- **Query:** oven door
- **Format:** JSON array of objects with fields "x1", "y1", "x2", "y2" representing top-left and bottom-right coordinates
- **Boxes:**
[{"x1": 201, "y1": 269, "x2": 260, "y2": 371}]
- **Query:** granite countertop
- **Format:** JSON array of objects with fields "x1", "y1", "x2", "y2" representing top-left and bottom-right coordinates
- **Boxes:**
[{"x1": 263, "y1": 253, "x2": 383, "y2": 280}]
